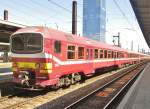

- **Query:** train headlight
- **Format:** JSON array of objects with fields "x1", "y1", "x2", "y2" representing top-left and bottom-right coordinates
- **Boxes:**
[
  {"x1": 12, "y1": 67, "x2": 17, "y2": 72},
  {"x1": 40, "y1": 63, "x2": 52, "y2": 70},
  {"x1": 12, "y1": 62, "x2": 17, "y2": 67},
  {"x1": 40, "y1": 63, "x2": 44, "y2": 69},
  {"x1": 35, "y1": 63, "x2": 40, "y2": 69},
  {"x1": 18, "y1": 74, "x2": 23, "y2": 79}
]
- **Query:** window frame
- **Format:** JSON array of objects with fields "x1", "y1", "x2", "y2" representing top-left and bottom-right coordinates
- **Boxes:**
[
  {"x1": 86, "y1": 48, "x2": 90, "y2": 59},
  {"x1": 108, "y1": 50, "x2": 112, "y2": 58},
  {"x1": 104, "y1": 50, "x2": 107, "y2": 58},
  {"x1": 94, "y1": 49, "x2": 99, "y2": 59},
  {"x1": 90, "y1": 49, "x2": 93, "y2": 59},
  {"x1": 99, "y1": 49, "x2": 104, "y2": 59},
  {"x1": 54, "y1": 40, "x2": 61, "y2": 53},
  {"x1": 67, "y1": 45, "x2": 76, "y2": 60},
  {"x1": 78, "y1": 46, "x2": 85, "y2": 59},
  {"x1": 112, "y1": 51, "x2": 114, "y2": 58},
  {"x1": 11, "y1": 33, "x2": 43, "y2": 54}
]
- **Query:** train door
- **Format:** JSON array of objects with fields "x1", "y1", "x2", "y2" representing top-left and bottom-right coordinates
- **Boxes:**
[
  {"x1": 84, "y1": 48, "x2": 94, "y2": 75},
  {"x1": 111, "y1": 51, "x2": 115, "y2": 66},
  {"x1": 89, "y1": 48, "x2": 94, "y2": 74}
]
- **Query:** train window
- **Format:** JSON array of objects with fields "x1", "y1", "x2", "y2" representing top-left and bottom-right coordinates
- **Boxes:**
[
  {"x1": 108, "y1": 50, "x2": 111, "y2": 58},
  {"x1": 114, "y1": 52, "x2": 116, "y2": 58},
  {"x1": 118, "y1": 52, "x2": 121, "y2": 58},
  {"x1": 12, "y1": 36, "x2": 24, "y2": 51},
  {"x1": 116, "y1": 52, "x2": 119, "y2": 58},
  {"x1": 119, "y1": 52, "x2": 123, "y2": 58},
  {"x1": 54, "y1": 41, "x2": 61, "y2": 53},
  {"x1": 104, "y1": 50, "x2": 107, "y2": 58},
  {"x1": 78, "y1": 47, "x2": 84, "y2": 59},
  {"x1": 86, "y1": 49, "x2": 89, "y2": 59},
  {"x1": 130, "y1": 54, "x2": 132, "y2": 58},
  {"x1": 11, "y1": 33, "x2": 43, "y2": 53},
  {"x1": 67, "y1": 45, "x2": 75, "y2": 59},
  {"x1": 99, "y1": 50, "x2": 103, "y2": 58},
  {"x1": 112, "y1": 51, "x2": 114, "y2": 58},
  {"x1": 90, "y1": 49, "x2": 93, "y2": 59},
  {"x1": 121, "y1": 53, "x2": 124, "y2": 58},
  {"x1": 94, "y1": 49, "x2": 99, "y2": 59},
  {"x1": 120, "y1": 53, "x2": 122, "y2": 58}
]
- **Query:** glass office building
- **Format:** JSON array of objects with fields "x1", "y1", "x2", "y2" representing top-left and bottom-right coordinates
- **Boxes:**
[{"x1": 83, "y1": 0, "x2": 106, "y2": 42}]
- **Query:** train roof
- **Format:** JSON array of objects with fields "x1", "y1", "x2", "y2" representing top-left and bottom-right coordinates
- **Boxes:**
[{"x1": 13, "y1": 26, "x2": 140, "y2": 53}]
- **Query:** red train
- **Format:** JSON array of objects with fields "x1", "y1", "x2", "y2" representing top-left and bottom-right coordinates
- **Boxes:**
[{"x1": 10, "y1": 26, "x2": 149, "y2": 89}]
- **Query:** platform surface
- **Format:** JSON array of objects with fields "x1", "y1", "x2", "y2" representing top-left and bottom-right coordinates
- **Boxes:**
[
  {"x1": 0, "y1": 62, "x2": 12, "y2": 68},
  {"x1": 0, "y1": 62, "x2": 12, "y2": 73},
  {"x1": 117, "y1": 62, "x2": 150, "y2": 109},
  {"x1": 0, "y1": 62, "x2": 12, "y2": 83}
]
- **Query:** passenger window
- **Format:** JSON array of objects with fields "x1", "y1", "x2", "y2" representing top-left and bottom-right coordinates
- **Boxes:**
[
  {"x1": 90, "y1": 49, "x2": 93, "y2": 59},
  {"x1": 99, "y1": 50, "x2": 103, "y2": 58},
  {"x1": 108, "y1": 50, "x2": 111, "y2": 58},
  {"x1": 118, "y1": 52, "x2": 123, "y2": 58},
  {"x1": 86, "y1": 49, "x2": 89, "y2": 59},
  {"x1": 104, "y1": 50, "x2": 107, "y2": 58},
  {"x1": 121, "y1": 53, "x2": 124, "y2": 58},
  {"x1": 118, "y1": 52, "x2": 120, "y2": 58},
  {"x1": 117, "y1": 52, "x2": 119, "y2": 58},
  {"x1": 114, "y1": 52, "x2": 116, "y2": 58},
  {"x1": 112, "y1": 51, "x2": 114, "y2": 58},
  {"x1": 67, "y1": 45, "x2": 75, "y2": 59},
  {"x1": 94, "y1": 49, "x2": 99, "y2": 59},
  {"x1": 78, "y1": 47, "x2": 84, "y2": 59},
  {"x1": 54, "y1": 40, "x2": 61, "y2": 53}
]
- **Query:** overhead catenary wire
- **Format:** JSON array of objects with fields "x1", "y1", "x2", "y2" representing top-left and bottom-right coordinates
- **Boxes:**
[
  {"x1": 1, "y1": 0, "x2": 71, "y2": 26},
  {"x1": 29, "y1": 0, "x2": 67, "y2": 20},
  {"x1": 1, "y1": 1, "x2": 47, "y2": 24},
  {"x1": 48, "y1": 0, "x2": 82, "y2": 19},
  {"x1": 19, "y1": 0, "x2": 56, "y2": 21},
  {"x1": 113, "y1": 0, "x2": 135, "y2": 29},
  {"x1": 112, "y1": 0, "x2": 145, "y2": 51},
  {"x1": 0, "y1": 0, "x2": 83, "y2": 33},
  {"x1": 30, "y1": 0, "x2": 82, "y2": 24}
]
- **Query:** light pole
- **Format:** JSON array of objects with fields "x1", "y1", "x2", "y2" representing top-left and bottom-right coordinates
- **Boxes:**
[
  {"x1": 55, "y1": 23, "x2": 58, "y2": 30},
  {"x1": 113, "y1": 32, "x2": 120, "y2": 47}
]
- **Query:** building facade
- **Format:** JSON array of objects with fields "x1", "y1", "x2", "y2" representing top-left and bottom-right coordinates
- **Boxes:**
[{"x1": 83, "y1": 0, "x2": 106, "y2": 42}]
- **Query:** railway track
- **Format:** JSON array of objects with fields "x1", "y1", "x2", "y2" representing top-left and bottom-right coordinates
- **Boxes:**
[
  {"x1": 64, "y1": 63, "x2": 146, "y2": 109},
  {"x1": 0, "y1": 90, "x2": 47, "y2": 109},
  {"x1": 0, "y1": 72, "x2": 13, "y2": 97},
  {"x1": 0, "y1": 82, "x2": 14, "y2": 97},
  {"x1": 0, "y1": 62, "x2": 147, "y2": 109}
]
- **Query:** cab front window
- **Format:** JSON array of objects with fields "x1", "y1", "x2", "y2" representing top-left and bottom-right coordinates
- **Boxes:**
[{"x1": 11, "y1": 33, "x2": 43, "y2": 54}]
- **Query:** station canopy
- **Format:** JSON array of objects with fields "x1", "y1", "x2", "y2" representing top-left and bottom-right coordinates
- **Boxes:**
[
  {"x1": 0, "y1": 19, "x2": 25, "y2": 51},
  {"x1": 130, "y1": 0, "x2": 150, "y2": 48}
]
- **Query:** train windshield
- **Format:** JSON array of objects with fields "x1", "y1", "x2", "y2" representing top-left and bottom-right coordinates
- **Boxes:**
[{"x1": 11, "y1": 33, "x2": 43, "y2": 54}]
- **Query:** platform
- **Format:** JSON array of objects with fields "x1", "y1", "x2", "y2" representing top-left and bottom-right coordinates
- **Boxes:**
[
  {"x1": 0, "y1": 62, "x2": 12, "y2": 84},
  {"x1": 0, "y1": 62, "x2": 12, "y2": 68},
  {"x1": 0, "y1": 62, "x2": 12, "y2": 73},
  {"x1": 117, "y1": 62, "x2": 150, "y2": 109}
]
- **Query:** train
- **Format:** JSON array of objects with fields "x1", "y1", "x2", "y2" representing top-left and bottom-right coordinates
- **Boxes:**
[{"x1": 10, "y1": 26, "x2": 149, "y2": 89}]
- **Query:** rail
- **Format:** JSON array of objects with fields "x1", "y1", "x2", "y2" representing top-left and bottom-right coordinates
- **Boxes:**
[{"x1": 64, "y1": 63, "x2": 146, "y2": 109}]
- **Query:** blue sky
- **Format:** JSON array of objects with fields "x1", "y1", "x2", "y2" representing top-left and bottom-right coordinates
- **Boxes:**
[{"x1": 0, "y1": 0, "x2": 149, "y2": 52}]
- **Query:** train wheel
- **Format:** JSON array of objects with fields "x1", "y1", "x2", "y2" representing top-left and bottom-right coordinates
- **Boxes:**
[
  {"x1": 51, "y1": 78, "x2": 64, "y2": 89},
  {"x1": 71, "y1": 73, "x2": 76, "y2": 84},
  {"x1": 71, "y1": 77, "x2": 75, "y2": 84},
  {"x1": 74, "y1": 73, "x2": 81, "y2": 82},
  {"x1": 64, "y1": 77, "x2": 71, "y2": 87},
  {"x1": 51, "y1": 84, "x2": 59, "y2": 90}
]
